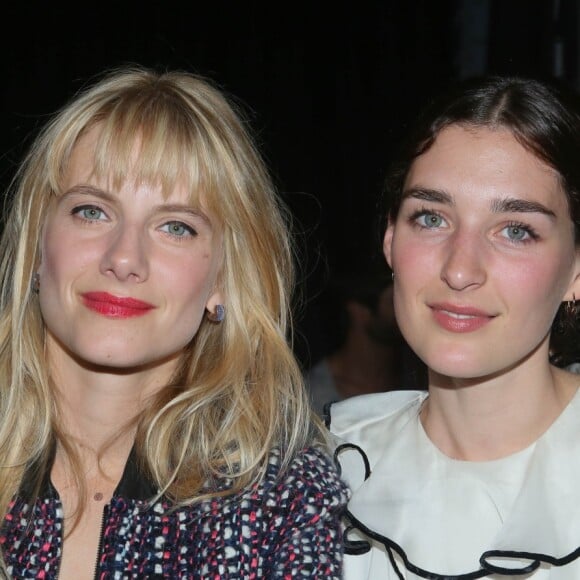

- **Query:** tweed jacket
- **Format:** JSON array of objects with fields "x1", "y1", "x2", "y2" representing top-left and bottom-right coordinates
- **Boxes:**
[{"x1": 0, "y1": 446, "x2": 348, "y2": 578}]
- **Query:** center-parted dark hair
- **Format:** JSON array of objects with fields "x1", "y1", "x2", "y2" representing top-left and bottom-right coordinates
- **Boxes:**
[
  {"x1": 383, "y1": 75, "x2": 580, "y2": 365},
  {"x1": 384, "y1": 75, "x2": 580, "y2": 241}
]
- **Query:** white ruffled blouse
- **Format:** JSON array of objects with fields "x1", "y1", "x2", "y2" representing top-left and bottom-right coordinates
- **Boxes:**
[{"x1": 330, "y1": 389, "x2": 580, "y2": 579}]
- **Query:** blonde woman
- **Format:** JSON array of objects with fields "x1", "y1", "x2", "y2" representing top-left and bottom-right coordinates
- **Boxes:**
[{"x1": 0, "y1": 67, "x2": 347, "y2": 578}]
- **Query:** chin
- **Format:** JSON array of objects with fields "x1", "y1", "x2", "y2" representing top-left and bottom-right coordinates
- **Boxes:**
[
  {"x1": 82, "y1": 354, "x2": 181, "y2": 375},
  {"x1": 430, "y1": 366, "x2": 491, "y2": 382},
  {"x1": 75, "y1": 351, "x2": 151, "y2": 371},
  {"x1": 68, "y1": 340, "x2": 174, "y2": 371},
  {"x1": 420, "y1": 346, "x2": 494, "y2": 381}
]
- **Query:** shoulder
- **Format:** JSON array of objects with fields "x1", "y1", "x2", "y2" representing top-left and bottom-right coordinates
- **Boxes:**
[
  {"x1": 254, "y1": 447, "x2": 348, "y2": 575},
  {"x1": 263, "y1": 446, "x2": 349, "y2": 505},
  {"x1": 327, "y1": 391, "x2": 426, "y2": 486},
  {"x1": 329, "y1": 390, "x2": 426, "y2": 441},
  {"x1": 266, "y1": 446, "x2": 343, "y2": 490}
]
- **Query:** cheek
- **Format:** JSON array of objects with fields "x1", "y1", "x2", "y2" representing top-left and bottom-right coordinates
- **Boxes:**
[
  {"x1": 38, "y1": 225, "x2": 70, "y2": 282},
  {"x1": 160, "y1": 254, "x2": 217, "y2": 310},
  {"x1": 498, "y1": 252, "x2": 571, "y2": 314},
  {"x1": 391, "y1": 236, "x2": 438, "y2": 291},
  {"x1": 390, "y1": 238, "x2": 434, "y2": 333},
  {"x1": 158, "y1": 260, "x2": 218, "y2": 344},
  {"x1": 39, "y1": 230, "x2": 95, "y2": 285}
]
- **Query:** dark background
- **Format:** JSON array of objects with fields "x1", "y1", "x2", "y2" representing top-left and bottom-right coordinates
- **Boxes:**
[{"x1": 1, "y1": 0, "x2": 578, "y2": 366}]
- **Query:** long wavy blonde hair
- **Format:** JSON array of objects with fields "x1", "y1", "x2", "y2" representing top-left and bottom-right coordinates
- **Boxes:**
[{"x1": 0, "y1": 67, "x2": 317, "y2": 526}]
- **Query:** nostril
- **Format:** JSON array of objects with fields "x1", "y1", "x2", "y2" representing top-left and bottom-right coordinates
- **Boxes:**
[
  {"x1": 99, "y1": 230, "x2": 149, "y2": 282},
  {"x1": 441, "y1": 249, "x2": 486, "y2": 290}
]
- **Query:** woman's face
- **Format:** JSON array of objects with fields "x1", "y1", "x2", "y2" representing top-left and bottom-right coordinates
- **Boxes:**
[
  {"x1": 38, "y1": 126, "x2": 223, "y2": 374},
  {"x1": 384, "y1": 125, "x2": 580, "y2": 380}
]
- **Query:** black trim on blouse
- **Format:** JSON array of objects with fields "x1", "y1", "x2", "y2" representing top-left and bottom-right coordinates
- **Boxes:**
[{"x1": 329, "y1": 402, "x2": 580, "y2": 579}]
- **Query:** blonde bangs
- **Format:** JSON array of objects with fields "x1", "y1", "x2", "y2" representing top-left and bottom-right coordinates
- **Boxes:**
[
  {"x1": 96, "y1": 111, "x2": 206, "y2": 201},
  {"x1": 46, "y1": 74, "x2": 232, "y2": 220}
]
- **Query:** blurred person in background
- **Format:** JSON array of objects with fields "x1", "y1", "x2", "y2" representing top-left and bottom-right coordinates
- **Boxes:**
[{"x1": 305, "y1": 266, "x2": 426, "y2": 416}]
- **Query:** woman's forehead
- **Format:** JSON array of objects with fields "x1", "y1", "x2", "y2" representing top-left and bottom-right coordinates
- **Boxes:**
[
  {"x1": 62, "y1": 125, "x2": 208, "y2": 208},
  {"x1": 406, "y1": 126, "x2": 565, "y2": 205}
]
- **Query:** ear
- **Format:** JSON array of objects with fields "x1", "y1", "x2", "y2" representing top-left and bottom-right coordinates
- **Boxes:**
[
  {"x1": 383, "y1": 219, "x2": 395, "y2": 269},
  {"x1": 564, "y1": 249, "x2": 580, "y2": 302}
]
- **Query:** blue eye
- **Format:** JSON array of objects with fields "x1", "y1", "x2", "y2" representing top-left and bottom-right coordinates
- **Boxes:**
[
  {"x1": 73, "y1": 205, "x2": 106, "y2": 221},
  {"x1": 505, "y1": 225, "x2": 527, "y2": 241},
  {"x1": 501, "y1": 223, "x2": 537, "y2": 243},
  {"x1": 160, "y1": 221, "x2": 196, "y2": 238},
  {"x1": 416, "y1": 212, "x2": 445, "y2": 228}
]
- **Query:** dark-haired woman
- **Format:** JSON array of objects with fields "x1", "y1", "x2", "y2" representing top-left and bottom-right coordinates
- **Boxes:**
[{"x1": 331, "y1": 76, "x2": 580, "y2": 578}]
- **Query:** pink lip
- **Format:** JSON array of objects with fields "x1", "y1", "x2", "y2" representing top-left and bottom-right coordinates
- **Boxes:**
[
  {"x1": 429, "y1": 302, "x2": 495, "y2": 333},
  {"x1": 81, "y1": 292, "x2": 155, "y2": 319}
]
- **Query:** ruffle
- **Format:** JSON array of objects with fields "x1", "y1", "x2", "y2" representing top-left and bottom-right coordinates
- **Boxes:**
[{"x1": 330, "y1": 390, "x2": 580, "y2": 578}]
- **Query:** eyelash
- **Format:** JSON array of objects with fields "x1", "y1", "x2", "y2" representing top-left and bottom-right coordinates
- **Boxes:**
[
  {"x1": 407, "y1": 207, "x2": 539, "y2": 244},
  {"x1": 159, "y1": 221, "x2": 197, "y2": 239},
  {"x1": 502, "y1": 221, "x2": 539, "y2": 244},
  {"x1": 71, "y1": 204, "x2": 107, "y2": 223},
  {"x1": 71, "y1": 206, "x2": 198, "y2": 240},
  {"x1": 408, "y1": 207, "x2": 446, "y2": 229}
]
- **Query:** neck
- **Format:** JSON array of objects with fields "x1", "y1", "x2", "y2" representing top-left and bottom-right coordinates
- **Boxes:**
[
  {"x1": 422, "y1": 348, "x2": 579, "y2": 461},
  {"x1": 48, "y1": 339, "x2": 178, "y2": 453}
]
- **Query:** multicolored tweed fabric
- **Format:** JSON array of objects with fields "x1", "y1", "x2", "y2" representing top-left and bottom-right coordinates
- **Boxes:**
[{"x1": 0, "y1": 447, "x2": 348, "y2": 579}]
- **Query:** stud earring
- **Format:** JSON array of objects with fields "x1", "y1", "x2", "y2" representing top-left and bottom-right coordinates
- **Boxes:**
[
  {"x1": 207, "y1": 304, "x2": 225, "y2": 323},
  {"x1": 31, "y1": 273, "x2": 40, "y2": 294}
]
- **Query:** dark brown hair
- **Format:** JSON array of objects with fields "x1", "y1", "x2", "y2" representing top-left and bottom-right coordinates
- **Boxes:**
[
  {"x1": 384, "y1": 75, "x2": 580, "y2": 365},
  {"x1": 384, "y1": 76, "x2": 580, "y2": 241}
]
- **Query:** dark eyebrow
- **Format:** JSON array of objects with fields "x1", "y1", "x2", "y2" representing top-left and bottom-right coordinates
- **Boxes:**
[
  {"x1": 402, "y1": 187, "x2": 455, "y2": 205},
  {"x1": 490, "y1": 197, "x2": 556, "y2": 219},
  {"x1": 403, "y1": 188, "x2": 558, "y2": 220}
]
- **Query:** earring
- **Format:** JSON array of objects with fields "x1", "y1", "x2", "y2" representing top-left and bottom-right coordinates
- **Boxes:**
[
  {"x1": 207, "y1": 304, "x2": 225, "y2": 323},
  {"x1": 31, "y1": 273, "x2": 40, "y2": 294},
  {"x1": 565, "y1": 293, "x2": 578, "y2": 319},
  {"x1": 556, "y1": 293, "x2": 579, "y2": 335}
]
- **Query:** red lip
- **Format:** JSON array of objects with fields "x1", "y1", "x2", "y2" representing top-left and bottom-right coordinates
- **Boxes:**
[
  {"x1": 82, "y1": 292, "x2": 155, "y2": 319},
  {"x1": 429, "y1": 302, "x2": 495, "y2": 333}
]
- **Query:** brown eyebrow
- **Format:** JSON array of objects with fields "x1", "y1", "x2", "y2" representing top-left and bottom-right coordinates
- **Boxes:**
[
  {"x1": 402, "y1": 187, "x2": 455, "y2": 205},
  {"x1": 63, "y1": 184, "x2": 116, "y2": 202},
  {"x1": 403, "y1": 188, "x2": 557, "y2": 220},
  {"x1": 490, "y1": 197, "x2": 556, "y2": 219},
  {"x1": 153, "y1": 204, "x2": 212, "y2": 227},
  {"x1": 64, "y1": 183, "x2": 99, "y2": 193}
]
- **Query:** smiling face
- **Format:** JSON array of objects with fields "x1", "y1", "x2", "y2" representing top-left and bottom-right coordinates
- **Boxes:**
[
  {"x1": 38, "y1": 126, "x2": 223, "y2": 375},
  {"x1": 384, "y1": 125, "x2": 580, "y2": 380}
]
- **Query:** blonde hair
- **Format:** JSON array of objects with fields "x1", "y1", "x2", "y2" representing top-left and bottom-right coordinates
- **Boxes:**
[{"x1": 0, "y1": 67, "x2": 317, "y2": 523}]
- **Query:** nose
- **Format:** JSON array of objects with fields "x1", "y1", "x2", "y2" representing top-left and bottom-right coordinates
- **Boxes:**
[
  {"x1": 100, "y1": 224, "x2": 149, "y2": 282},
  {"x1": 440, "y1": 231, "x2": 486, "y2": 291}
]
